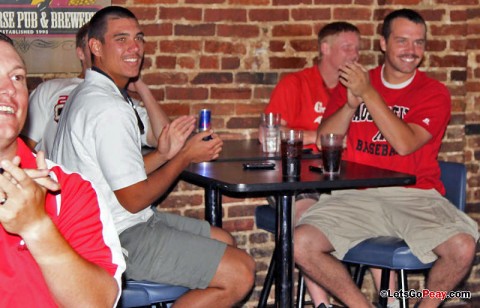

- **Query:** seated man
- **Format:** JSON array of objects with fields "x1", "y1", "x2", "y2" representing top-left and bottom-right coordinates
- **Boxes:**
[
  {"x1": 294, "y1": 9, "x2": 479, "y2": 308},
  {"x1": 22, "y1": 22, "x2": 170, "y2": 155},
  {"x1": 264, "y1": 21, "x2": 360, "y2": 147},
  {"x1": 0, "y1": 32, "x2": 125, "y2": 306},
  {"x1": 263, "y1": 22, "x2": 398, "y2": 308},
  {"x1": 50, "y1": 6, "x2": 255, "y2": 307}
]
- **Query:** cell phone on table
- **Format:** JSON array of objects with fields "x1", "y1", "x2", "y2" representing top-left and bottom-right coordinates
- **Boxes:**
[
  {"x1": 243, "y1": 162, "x2": 276, "y2": 170},
  {"x1": 309, "y1": 165, "x2": 324, "y2": 173}
]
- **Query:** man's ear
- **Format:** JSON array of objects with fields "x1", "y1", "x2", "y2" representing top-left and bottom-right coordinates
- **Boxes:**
[
  {"x1": 76, "y1": 46, "x2": 85, "y2": 62},
  {"x1": 320, "y1": 41, "x2": 330, "y2": 56},
  {"x1": 379, "y1": 36, "x2": 387, "y2": 53},
  {"x1": 89, "y1": 38, "x2": 102, "y2": 57}
]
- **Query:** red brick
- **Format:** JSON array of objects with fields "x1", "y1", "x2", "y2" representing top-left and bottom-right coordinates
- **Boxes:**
[
  {"x1": 200, "y1": 56, "x2": 219, "y2": 69},
  {"x1": 159, "y1": 103, "x2": 190, "y2": 116},
  {"x1": 272, "y1": 24, "x2": 313, "y2": 37},
  {"x1": 468, "y1": 24, "x2": 480, "y2": 35},
  {"x1": 451, "y1": 10, "x2": 468, "y2": 22},
  {"x1": 416, "y1": 9, "x2": 447, "y2": 22},
  {"x1": 211, "y1": 87, "x2": 252, "y2": 99},
  {"x1": 186, "y1": 0, "x2": 223, "y2": 3},
  {"x1": 249, "y1": 9, "x2": 289, "y2": 22},
  {"x1": 467, "y1": 39, "x2": 480, "y2": 50},
  {"x1": 221, "y1": 57, "x2": 240, "y2": 70},
  {"x1": 160, "y1": 40, "x2": 202, "y2": 53},
  {"x1": 426, "y1": 40, "x2": 448, "y2": 52},
  {"x1": 273, "y1": 0, "x2": 310, "y2": 4},
  {"x1": 430, "y1": 24, "x2": 467, "y2": 36},
  {"x1": 223, "y1": 218, "x2": 254, "y2": 232},
  {"x1": 159, "y1": 7, "x2": 202, "y2": 21},
  {"x1": 143, "y1": 23, "x2": 173, "y2": 37},
  {"x1": 269, "y1": 57, "x2": 308, "y2": 69},
  {"x1": 227, "y1": 204, "x2": 256, "y2": 217},
  {"x1": 205, "y1": 41, "x2": 247, "y2": 55},
  {"x1": 217, "y1": 24, "x2": 260, "y2": 38},
  {"x1": 175, "y1": 24, "x2": 216, "y2": 36},
  {"x1": 129, "y1": 7, "x2": 157, "y2": 21},
  {"x1": 166, "y1": 87, "x2": 208, "y2": 100},
  {"x1": 254, "y1": 87, "x2": 274, "y2": 99},
  {"x1": 229, "y1": 0, "x2": 269, "y2": 4},
  {"x1": 236, "y1": 102, "x2": 268, "y2": 114},
  {"x1": 450, "y1": 40, "x2": 467, "y2": 52},
  {"x1": 227, "y1": 116, "x2": 259, "y2": 129},
  {"x1": 191, "y1": 73, "x2": 233, "y2": 84},
  {"x1": 190, "y1": 103, "x2": 235, "y2": 116},
  {"x1": 204, "y1": 9, "x2": 247, "y2": 22},
  {"x1": 314, "y1": 0, "x2": 351, "y2": 3},
  {"x1": 269, "y1": 40, "x2": 286, "y2": 52},
  {"x1": 136, "y1": 0, "x2": 176, "y2": 3},
  {"x1": 334, "y1": 8, "x2": 372, "y2": 21},
  {"x1": 292, "y1": 8, "x2": 330, "y2": 21},
  {"x1": 155, "y1": 56, "x2": 177, "y2": 69},
  {"x1": 430, "y1": 55, "x2": 467, "y2": 68},
  {"x1": 177, "y1": 56, "x2": 195, "y2": 69},
  {"x1": 290, "y1": 39, "x2": 318, "y2": 52},
  {"x1": 437, "y1": 0, "x2": 478, "y2": 4},
  {"x1": 146, "y1": 72, "x2": 188, "y2": 85}
]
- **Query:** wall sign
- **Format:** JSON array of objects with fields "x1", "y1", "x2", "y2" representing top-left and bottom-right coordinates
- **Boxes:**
[{"x1": 1, "y1": 0, "x2": 110, "y2": 73}]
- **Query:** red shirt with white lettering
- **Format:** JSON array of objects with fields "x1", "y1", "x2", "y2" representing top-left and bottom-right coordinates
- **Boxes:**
[{"x1": 325, "y1": 66, "x2": 450, "y2": 194}]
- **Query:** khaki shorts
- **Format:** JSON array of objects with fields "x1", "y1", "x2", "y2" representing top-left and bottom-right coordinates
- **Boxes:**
[
  {"x1": 120, "y1": 211, "x2": 226, "y2": 289},
  {"x1": 297, "y1": 187, "x2": 479, "y2": 263}
]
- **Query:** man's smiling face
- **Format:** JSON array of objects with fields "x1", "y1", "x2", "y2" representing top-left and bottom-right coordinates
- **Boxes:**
[
  {"x1": 0, "y1": 41, "x2": 28, "y2": 147},
  {"x1": 90, "y1": 17, "x2": 145, "y2": 88}
]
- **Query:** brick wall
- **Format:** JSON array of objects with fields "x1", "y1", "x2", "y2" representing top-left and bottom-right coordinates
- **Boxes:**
[{"x1": 27, "y1": 0, "x2": 480, "y2": 307}]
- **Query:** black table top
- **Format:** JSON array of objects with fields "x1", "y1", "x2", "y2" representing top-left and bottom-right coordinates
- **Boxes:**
[{"x1": 181, "y1": 159, "x2": 416, "y2": 194}]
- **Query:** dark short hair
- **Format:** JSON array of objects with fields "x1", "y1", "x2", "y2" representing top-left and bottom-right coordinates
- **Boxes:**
[
  {"x1": 88, "y1": 6, "x2": 137, "y2": 44},
  {"x1": 318, "y1": 22, "x2": 360, "y2": 45},
  {"x1": 0, "y1": 32, "x2": 14, "y2": 46},
  {"x1": 381, "y1": 9, "x2": 426, "y2": 40},
  {"x1": 76, "y1": 22, "x2": 89, "y2": 49}
]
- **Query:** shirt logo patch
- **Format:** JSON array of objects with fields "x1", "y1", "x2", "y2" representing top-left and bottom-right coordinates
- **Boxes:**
[{"x1": 422, "y1": 118, "x2": 430, "y2": 126}]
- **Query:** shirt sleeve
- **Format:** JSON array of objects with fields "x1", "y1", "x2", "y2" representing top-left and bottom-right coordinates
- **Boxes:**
[
  {"x1": 265, "y1": 75, "x2": 302, "y2": 126},
  {"x1": 323, "y1": 83, "x2": 348, "y2": 119},
  {"x1": 22, "y1": 84, "x2": 51, "y2": 142}
]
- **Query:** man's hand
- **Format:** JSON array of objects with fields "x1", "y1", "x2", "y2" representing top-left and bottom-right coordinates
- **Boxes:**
[
  {"x1": 0, "y1": 159, "x2": 48, "y2": 237},
  {"x1": 2, "y1": 152, "x2": 60, "y2": 194},
  {"x1": 156, "y1": 115, "x2": 196, "y2": 160},
  {"x1": 339, "y1": 62, "x2": 372, "y2": 99},
  {"x1": 182, "y1": 131, "x2": 223, "y2": 163}
]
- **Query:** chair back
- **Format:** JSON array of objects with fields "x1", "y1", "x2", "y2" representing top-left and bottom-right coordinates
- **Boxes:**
[{"x1": 439, "y1": 161, "x2": 466, "y2": 211}]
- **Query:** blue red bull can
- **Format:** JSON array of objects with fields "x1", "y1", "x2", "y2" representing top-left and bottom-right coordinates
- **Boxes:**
[{"x1": 198, "y1": 109, "x2": 211, "y2": 132}]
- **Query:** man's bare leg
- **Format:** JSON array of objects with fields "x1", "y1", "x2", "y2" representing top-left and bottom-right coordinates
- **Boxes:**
[
  {"x1": 418, "y1": 233, "x2": 476, "y2": 308},
  {"x1": 295, "y1": 224, "x2": 373, "y2": 308},
  {"x1": 172, "y1": 227, "x2": 255, "y2": 307}
]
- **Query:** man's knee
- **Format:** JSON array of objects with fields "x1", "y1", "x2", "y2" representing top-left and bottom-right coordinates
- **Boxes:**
[
  {"x1": 294, "y1": 224, "x2": 332, "y2": 264},
  {"x1": 215, "y1": 247, "x2": 255, "y2": 295},
  {"x1": 437, "y1": 233, "x2": 477, "y2": 266}
]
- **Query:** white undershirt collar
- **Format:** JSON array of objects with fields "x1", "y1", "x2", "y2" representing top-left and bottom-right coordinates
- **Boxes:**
[{"x1": 381, "y1": 64, "x2": 416, "y2": 89}]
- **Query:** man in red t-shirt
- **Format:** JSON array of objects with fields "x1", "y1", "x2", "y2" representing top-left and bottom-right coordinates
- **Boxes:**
[
  {"x1": 264, "y1": 22, "x2": 360, "y2": 146},
  {"x1": 295, "y1": 9, "x2": 478, "y2": 308},
  {"x1": 264, "y1": 22, "x2": 380, "y2": 308},
  {"x1": 0, "y1": 32, "x2": 124, "y2": 307}
]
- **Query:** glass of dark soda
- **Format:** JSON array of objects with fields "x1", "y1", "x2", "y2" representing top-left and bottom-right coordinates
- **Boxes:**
[
  {"x1": 318, "y1": 133, "x2": 344, "y2": 175},
  {"x1": 281, "y1": 130, "x2": 303, "y2": 179}
]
